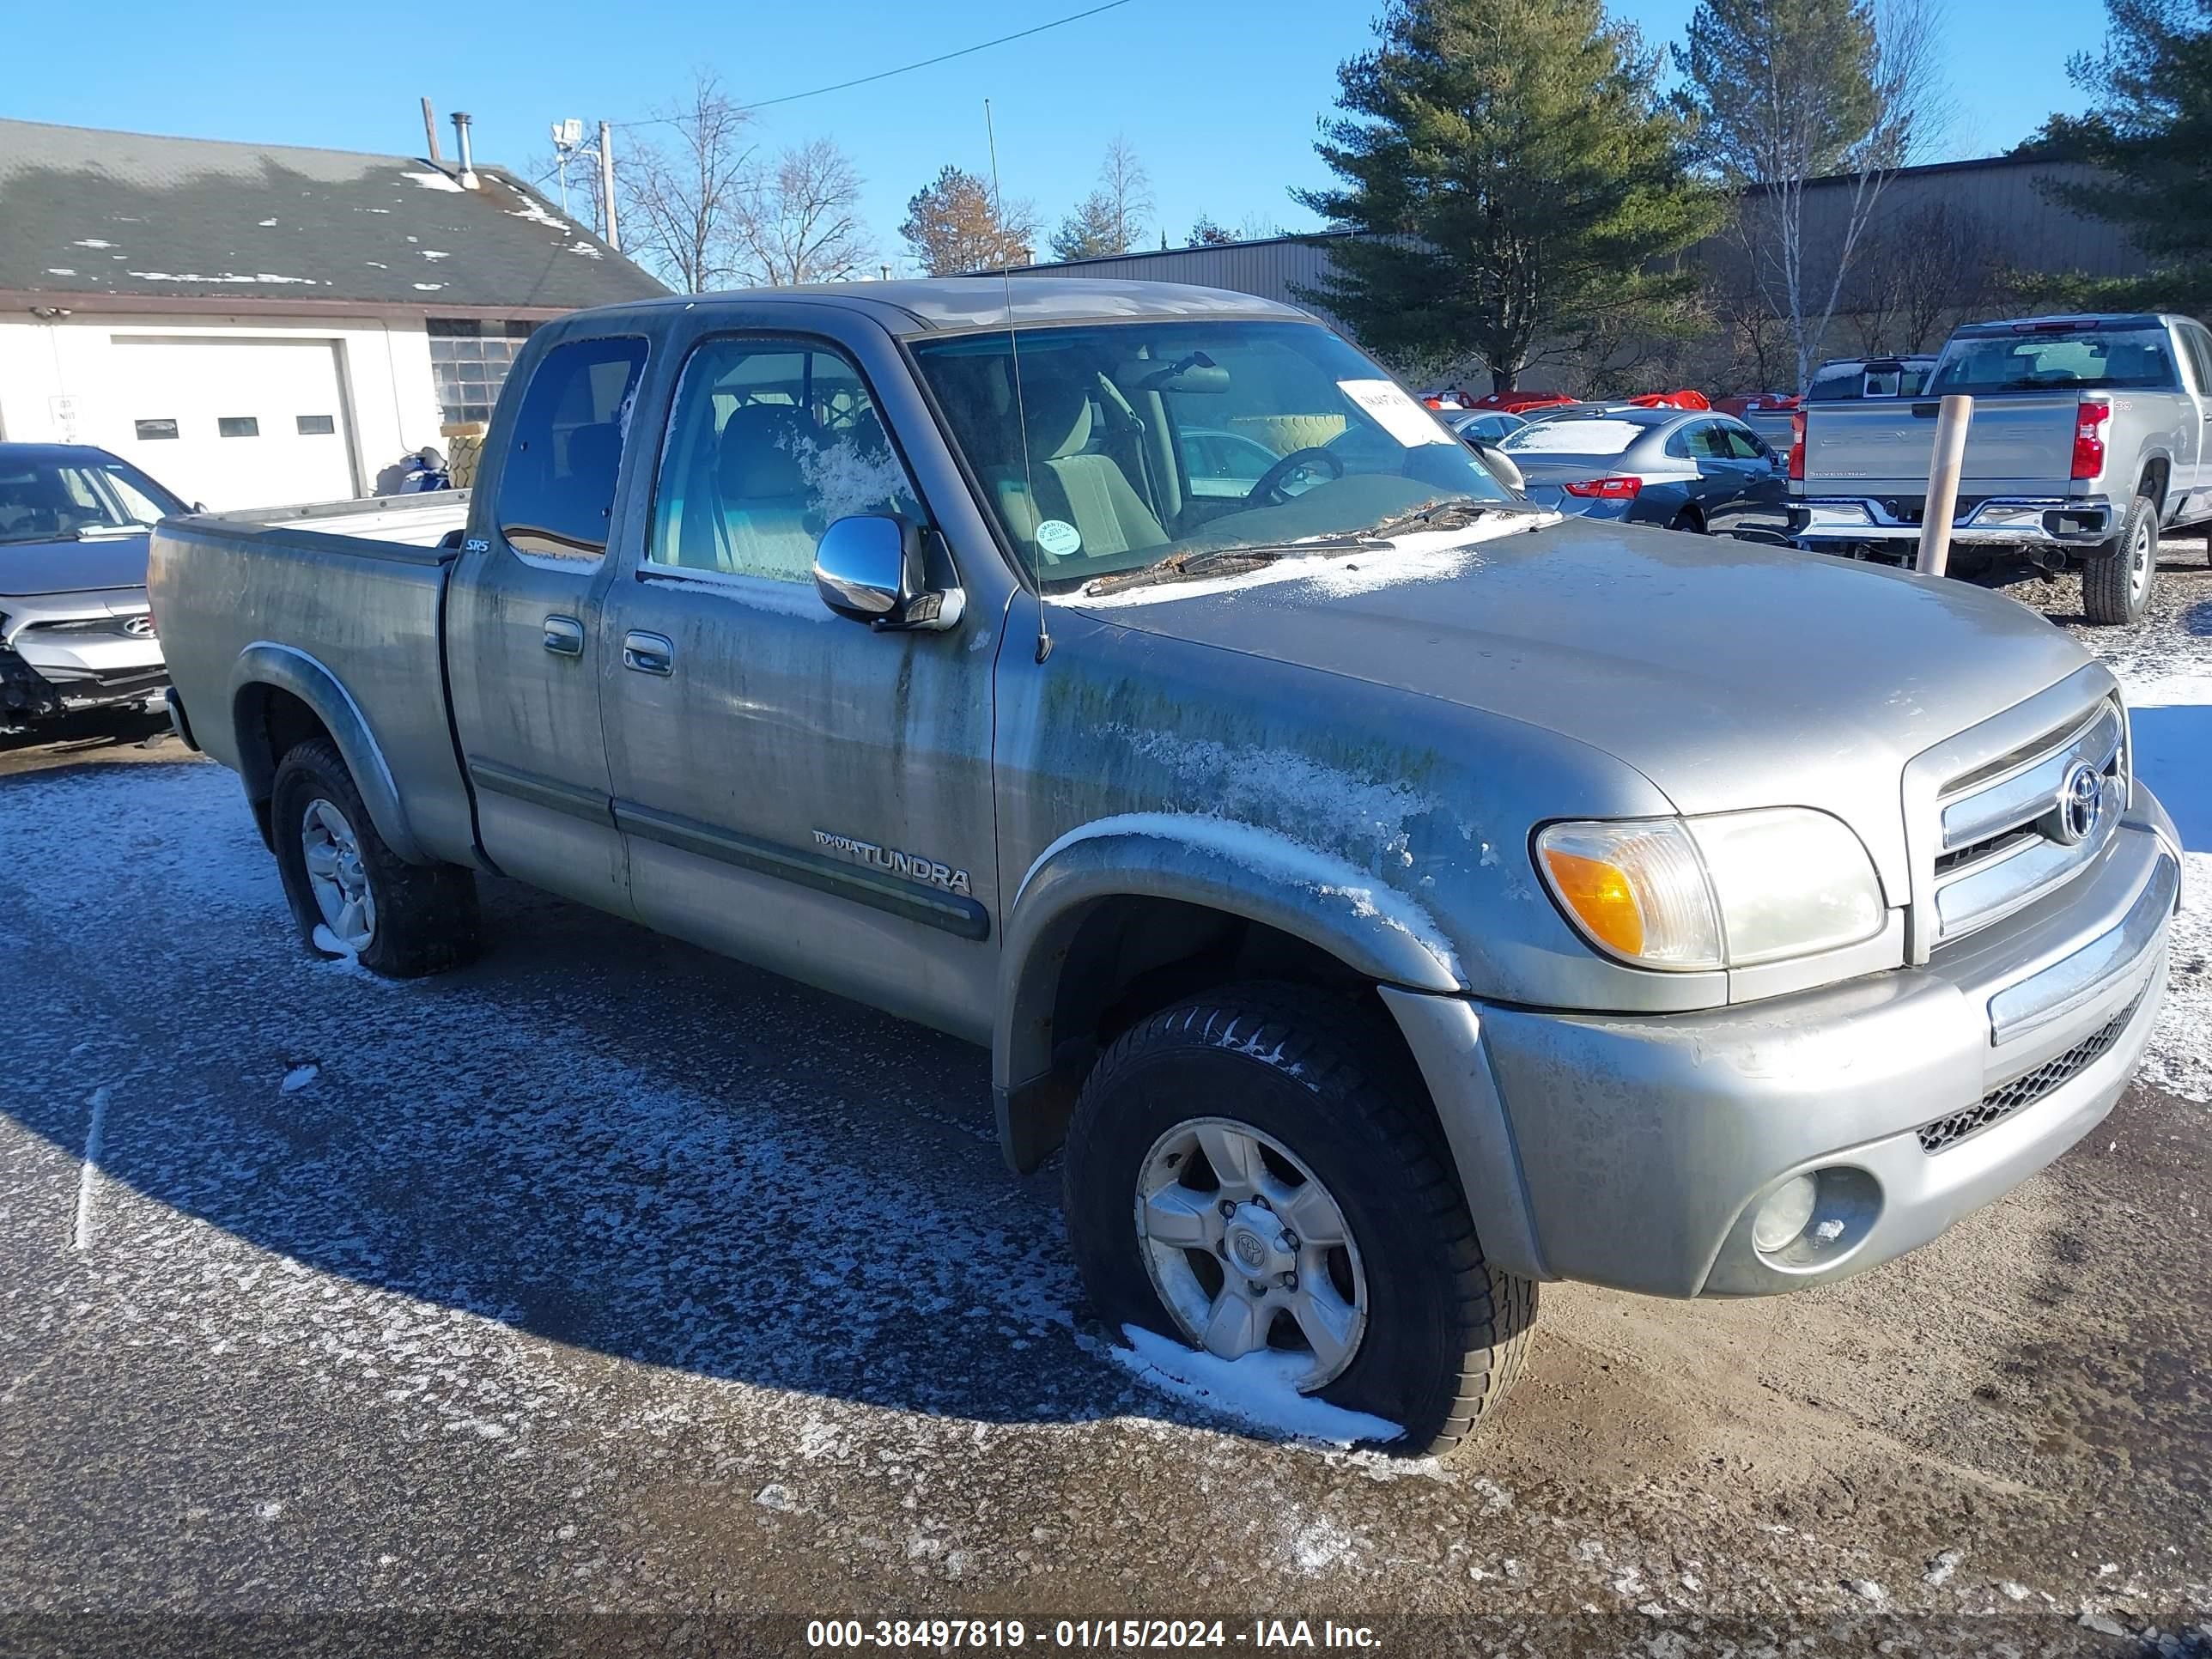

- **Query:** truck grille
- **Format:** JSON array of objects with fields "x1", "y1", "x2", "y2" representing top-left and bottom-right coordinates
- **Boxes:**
[
  {"x1": 1926, "y1": 697, "x2": 2126, "y2": 948},
  {"x1": 1917, "y1": 988, "x2": 2144, "y2": 1154}
]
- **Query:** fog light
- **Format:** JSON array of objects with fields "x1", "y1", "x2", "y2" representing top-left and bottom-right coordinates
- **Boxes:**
[{"x1": 1752, "y1": 1175, "x2": 1819, "y2": 1254}]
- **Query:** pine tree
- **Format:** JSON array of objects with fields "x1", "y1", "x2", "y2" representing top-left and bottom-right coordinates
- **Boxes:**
[
  {"x1": 1294, "y1": 0, "x2": 1721, "y2": 391},
  {"x1": 899, "y1": 166, "x2": 1037, "y2": 275},
  {"x1": 1052, "y1": 192, "x2": 1126, "y2": 261},
  {"x1": 2032, "y1": 0, "x2": 2212, "y2": 307}
]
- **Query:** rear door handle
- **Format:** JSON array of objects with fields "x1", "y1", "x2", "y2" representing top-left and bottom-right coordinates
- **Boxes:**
[
  {"x1": 543, "y1": 615, "x2": 585, "y2": 657},
  {"x1": 622, "y1": 630, "x2": 676, "y2": 676}
]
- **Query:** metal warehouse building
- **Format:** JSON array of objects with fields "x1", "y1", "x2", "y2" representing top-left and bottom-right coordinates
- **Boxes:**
[{"x1": 1011, "y1": 155, "x2": 2150, "y2": 382}]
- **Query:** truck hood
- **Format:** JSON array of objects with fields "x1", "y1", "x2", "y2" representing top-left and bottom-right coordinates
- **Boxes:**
[
  {"x1": 0, "y1": 532, "x2": 152, "y2": 599},
  {"x1": 1067, "y1": 516, "x2": 2095, "y2": 831}
]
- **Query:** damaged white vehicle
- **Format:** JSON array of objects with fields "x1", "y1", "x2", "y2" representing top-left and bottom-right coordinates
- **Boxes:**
[{"x1": 0, "y1": 442, "x2": 185, "y2": 727}]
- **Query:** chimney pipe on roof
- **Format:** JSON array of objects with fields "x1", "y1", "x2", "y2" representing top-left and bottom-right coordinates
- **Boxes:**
[
  {"x1": 421, "y1": 97, "x2": 442, "y2": 164},
  {"x1": 451, "y1": 112, "x2": 479, "y2": 189}
]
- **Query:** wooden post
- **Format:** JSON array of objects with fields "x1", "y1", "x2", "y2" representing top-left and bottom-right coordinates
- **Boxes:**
[{"x1": 1917, "y1": 394, "x2": 1973, "y2": 577}]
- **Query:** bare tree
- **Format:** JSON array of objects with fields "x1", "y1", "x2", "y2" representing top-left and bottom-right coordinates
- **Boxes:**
[
  {"x1": 1097, "y1": 135, "x2": 1154, "y2": 250},
  {"x1": 619, "y1": 73, "x2": 757, "y2": 293},
  {"x1": 1677, "y1": 0, "x2": 1952, "y2": 389},
  {"x1": 732, "y1": 139, "x2": 876, "y2": 285},
  {"x1": 1850, "y1": 200, "x2": 2001, "y2": 353}
]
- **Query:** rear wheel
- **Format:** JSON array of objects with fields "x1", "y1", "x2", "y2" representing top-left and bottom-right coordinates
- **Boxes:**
[
  {"x1": 2082, "y1": 490, "x2": 2159, "y2": 625},
  {"x1": 270, "y1": 738, "x2": 482, "y2": 977},
  {"x1": 1668, "y1": 507, "x2": 1705, "y2": 534},
  {"x1": 1063, "y1": 984, "x2": 1536, "y2": 1455}
]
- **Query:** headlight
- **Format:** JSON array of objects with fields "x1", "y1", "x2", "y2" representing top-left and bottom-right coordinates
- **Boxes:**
[{"x1": 1534, "y1": 808, "x2": 1885, "y2": 971}]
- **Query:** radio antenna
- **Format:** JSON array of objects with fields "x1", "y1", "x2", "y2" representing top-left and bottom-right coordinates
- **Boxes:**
[{"x1": 987, "y1": 97, "x2": 1050, "y2": 663}]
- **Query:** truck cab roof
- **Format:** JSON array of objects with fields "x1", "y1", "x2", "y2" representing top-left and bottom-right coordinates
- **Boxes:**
[
  {"x1": 583, "y1": 276, "x2": 1314, "y2": 338},
  {"x1": 1949, "y1": 313, "x2": 2172, "y2": 337}
]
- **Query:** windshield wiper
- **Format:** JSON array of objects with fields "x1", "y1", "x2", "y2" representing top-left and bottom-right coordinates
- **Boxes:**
[
  {"x1": 1079, "y1": 534, "x2": 1382, "y2": 597},
  {"x1": 10, "y1": 525, "x2": 149, "y2": 543},
  {"x1": 1364, "y1": 497, "x2": 1501, "y2": 538}
]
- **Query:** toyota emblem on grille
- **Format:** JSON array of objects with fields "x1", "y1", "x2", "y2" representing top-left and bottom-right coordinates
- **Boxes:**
[
  {"x1": 2054, "y1": 762, "x2": 2102, "y2": 844},
  {"x1": 124, "y1": 615, "x2": 157, "y2": 638}
]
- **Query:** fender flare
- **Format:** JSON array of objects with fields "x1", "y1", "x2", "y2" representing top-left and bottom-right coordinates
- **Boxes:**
[
  {"x1": 228, "y1": 641, "x2": 428, "y2": 866},
  {"x1": 993, "y1": 812, "x2": 1465, "y2": 1106}
]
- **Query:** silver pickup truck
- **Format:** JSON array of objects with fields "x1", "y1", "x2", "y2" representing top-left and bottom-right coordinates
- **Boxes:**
[
  {"x1": 152, "y1": 280, "x2": 2183, "y2": 1455},
  {"x1": 1790, "y1": 313, "x2": 2212, "y2": 624}
]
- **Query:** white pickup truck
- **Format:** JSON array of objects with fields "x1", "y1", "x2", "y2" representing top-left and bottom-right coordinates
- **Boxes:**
[{"x1": 1789, "y1": 313, "x2": 2212, "y2": 623}]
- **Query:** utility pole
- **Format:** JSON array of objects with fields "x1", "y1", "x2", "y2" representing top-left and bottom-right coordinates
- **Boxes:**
[
  {"x1": 421, "y1": 97, "x2": 442, "y2": 164},
  {"x1": 598, "y1": 121, "x2": 621, "y2": 252}
]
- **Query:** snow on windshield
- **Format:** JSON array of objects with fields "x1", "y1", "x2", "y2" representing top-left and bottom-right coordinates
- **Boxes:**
[{"x1": 1502, "y1": 418, "x2": 1644, "y2": 455}]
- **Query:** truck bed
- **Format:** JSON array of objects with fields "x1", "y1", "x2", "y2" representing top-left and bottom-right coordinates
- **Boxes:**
[
  {"x1": 1801, "y1": 395, "x2": 2083, "y2": 497},
  {"x1": 147, "y1": 490, "x2": 479, "y2": 868}
]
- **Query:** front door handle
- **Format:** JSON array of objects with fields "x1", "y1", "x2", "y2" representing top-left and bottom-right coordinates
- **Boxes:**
[
  {"x1": 622, "y1": 630, "x2": 676, "y2": 676},
  {"x1": 543, "y1": 615, "x2": 585, "y2": 657}
]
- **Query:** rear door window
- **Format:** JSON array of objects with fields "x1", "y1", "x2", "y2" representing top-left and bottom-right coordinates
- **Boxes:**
[
  {"x1": 2180, "y1": 325, "x2": 2212, "y2": 395},
  {"x1": 495, "y1": 336, "x2": 647, "y2": 562},
  {"x1": 648, "y1": 337, "x2": 920, "y2": 583}
]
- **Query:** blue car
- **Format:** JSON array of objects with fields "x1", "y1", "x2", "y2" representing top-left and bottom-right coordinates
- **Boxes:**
[{"x1": 1499, "y1": 406, "x2": 1792, "y2": 541}]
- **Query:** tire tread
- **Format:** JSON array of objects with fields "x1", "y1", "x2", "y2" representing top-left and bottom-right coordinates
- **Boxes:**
[{"x1": 1066, "y1": 981, "x2": 1535, "y2": 1457}]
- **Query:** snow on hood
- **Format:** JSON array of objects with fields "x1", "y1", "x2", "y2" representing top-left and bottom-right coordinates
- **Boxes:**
[
  {"x1": 0, "y1": 531, "x2": 152, "y2": 598},
  {"x1": 1059, "y1": 515, "x2": 1560, "y2": 611},
  {"x1": 1073, "y1": 514, "x2": 2095, "y2": 826}
]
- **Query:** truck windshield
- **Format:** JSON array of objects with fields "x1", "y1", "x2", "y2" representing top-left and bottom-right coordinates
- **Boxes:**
[
  {"x1": 0, "y1": 456, "x2": 185, "y2": 545},
  {"x1": 1929, "y1": 327, "x2": 2179, "y2": 395},
  {"x1": 909, "y1": 320, "x2": 1516, "y2": 592}
]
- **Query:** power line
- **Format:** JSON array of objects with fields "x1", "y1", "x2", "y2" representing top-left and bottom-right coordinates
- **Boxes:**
[{"x1": 612, "y1": 0, "x2": 1138, "y2": 129}]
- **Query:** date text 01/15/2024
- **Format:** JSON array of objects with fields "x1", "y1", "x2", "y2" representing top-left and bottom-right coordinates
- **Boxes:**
[{"x1": 803, "y1": 1619, "x2": 1382, "y2": 1650}]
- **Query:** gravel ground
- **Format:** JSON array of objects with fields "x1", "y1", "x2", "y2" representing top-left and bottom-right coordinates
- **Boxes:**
[{"x1": 2, "y1": 559, "x2": 2209, "y2": 1656}]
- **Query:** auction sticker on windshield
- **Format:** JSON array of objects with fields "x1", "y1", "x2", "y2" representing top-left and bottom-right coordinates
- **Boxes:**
[
  {"x1": 1338, "y1": 379, "x2": 1456, "y2": 447},
  {"x1": 1036, "y1": 519, "x2": 1082, "y2": 558}
]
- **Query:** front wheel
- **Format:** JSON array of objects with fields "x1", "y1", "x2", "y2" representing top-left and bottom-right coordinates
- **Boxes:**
[
  {"x1": 2082, "y1": 490, "x2": 2159, "y2": 625},
  {"x1": 1063, "y1": 985, "x2": 1536, "y2": 1455},
  {"x1": 270, "y1": 738, "x2": 482, "y2": 977}
]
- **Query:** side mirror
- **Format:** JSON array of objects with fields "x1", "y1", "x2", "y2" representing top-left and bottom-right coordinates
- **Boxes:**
[
  {"x1": 1473, "y1": 441, "x2": 1524, "y2": 494},
  {"x1": 814, "y1": 514, "x2": 965, "y2": 632}
]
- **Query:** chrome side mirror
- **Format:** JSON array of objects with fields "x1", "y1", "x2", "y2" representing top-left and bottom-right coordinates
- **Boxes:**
[
  {"x1": 1473, "y1": 441, "x2": 1524, "y2": 494},
  {"x1": 814, "y1": 514, "x2": 964, "y2": 632}
]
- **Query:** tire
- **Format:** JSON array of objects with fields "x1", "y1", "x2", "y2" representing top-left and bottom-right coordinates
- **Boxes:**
[
  {"x1": 1063, "y1": 983, "x2": 1535, "y2": 1456},
  {"x1": 1668, "y1": 507, "x2": 1705, "y2": 534},
  {"x1": 2082, "y1": 490, "x2": 2159, "y2": 625},
  {"x1": 270, "y1": 738, "x2": 482, "y2": 978}
]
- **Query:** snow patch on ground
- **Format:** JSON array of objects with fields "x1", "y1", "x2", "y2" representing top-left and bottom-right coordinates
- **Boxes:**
[
  {"x1": 2112, "y1": 661, "x2": 2212, "y2": 1103},
  {"x1": 1286, "y1": 1515, "x2": 1360, "y2": 1574},
  {"x1": 1106, "y1": 1324, "x2": 1401, "y2": 1449}
]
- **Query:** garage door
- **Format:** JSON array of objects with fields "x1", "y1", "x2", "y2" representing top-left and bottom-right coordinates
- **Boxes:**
[{"x1": 103, "y1": 337, "x2": 358, "y2": 510}]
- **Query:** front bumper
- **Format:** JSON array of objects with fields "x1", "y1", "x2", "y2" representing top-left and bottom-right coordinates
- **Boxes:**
[
  {"x1": 1792, "y1": 495, "x2": 2116, "y2": 550},
  {"x1": 1389, "y1": 789, "x2": 2180, "y2": 1298},
  {"x1": 0, "y1": 607, "x2": 167, "y2": 722}
]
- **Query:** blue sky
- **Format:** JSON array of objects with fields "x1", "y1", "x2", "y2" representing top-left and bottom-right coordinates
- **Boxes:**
[{"x1": 6, "y1": 0, "x2": 2100, "y2": 272}]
